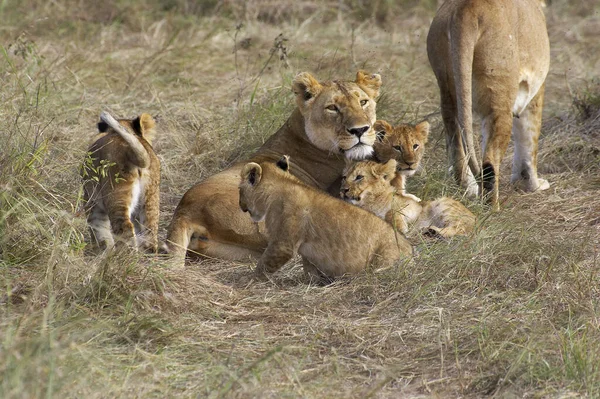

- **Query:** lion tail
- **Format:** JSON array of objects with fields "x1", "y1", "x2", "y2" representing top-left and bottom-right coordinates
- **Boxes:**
[
  {"x1": 99, "y1": 111, "x2": 150, "y2": 169},
  {"x1": 164, "y1": 216, "x2": 209, "y2": 268},
  {"x1": 450, "y1": 15, "x2": 481, "y2": 179}
]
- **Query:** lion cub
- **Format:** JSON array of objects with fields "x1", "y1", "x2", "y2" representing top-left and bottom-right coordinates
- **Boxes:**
[
  {"x1": 341, "y1": 160, "x2": 475, "y2": 238},
  {"x1": 81, "y1": 111, "x2": 160, "y2": 252},
  {"x1": 238, "y1": 156, "x2": 412, "y2": 281},
  {"x1": 372, "y1": 120, "x2": 430, "y2": 202}
]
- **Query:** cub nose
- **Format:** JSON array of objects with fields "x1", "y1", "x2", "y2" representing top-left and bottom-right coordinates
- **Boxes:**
[{"x1": 347, "y1": 125, "x2": 370, "y2": 138}]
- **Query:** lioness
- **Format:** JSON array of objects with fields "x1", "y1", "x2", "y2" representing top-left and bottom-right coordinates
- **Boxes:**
[
  {"x1": 427, "y1": 0, "x2": 550, "y2": 208},
  {"x1": 81, "y1": 112, "x2": 160, "y2": 252},
  {"x1": 166, "y1": 71, "x2": 382, "y2": 266},
  {"x1": 342, "y1": 160, "x2": 476, "y2": 238},
  {"x1": 239, "y1": 156, "x2": 412, "y2": 280},
  {"x1": 372, "y1": 120, "x2": 430, "y2": 202}
]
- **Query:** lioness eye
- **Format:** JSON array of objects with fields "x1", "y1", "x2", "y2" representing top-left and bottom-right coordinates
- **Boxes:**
[
  {"x1": 393, "y1": 145, "x2": 403, "y2": 153},
  {"x1": 413, "y1": 143, "x2": 419, "y2": 150},
  {"x1": 360, "y1": 99, "x2": 368, "y2": 107},
  {"x1": 326, "y1": 105, "x2": 339, "y2": 112},
  {"x1": 342, "y1": 175, "x2": 347, "y2": 181},
  {"x1": 355, "y1": 175, "x2": 363, "y2": 181}
]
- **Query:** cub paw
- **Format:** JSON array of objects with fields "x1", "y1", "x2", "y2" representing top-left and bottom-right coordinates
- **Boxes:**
[{"x1": 403, "y1": 193, "x2": 421, "y2": 202}]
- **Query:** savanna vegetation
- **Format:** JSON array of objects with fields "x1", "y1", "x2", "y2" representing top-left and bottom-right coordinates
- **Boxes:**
[{"x1": 1, "y1": 0, "x2": 599, "y2": 397}]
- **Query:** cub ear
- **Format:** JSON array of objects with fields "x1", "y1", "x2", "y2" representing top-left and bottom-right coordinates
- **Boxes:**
[
  {"x1": 415, "y1": 120, "x2": 430, "y2": 144},
  {"x1": 373, "y1": 120, "x2": 392, "y2": 142},
  {"x1": 292, "y1": 72, "x2": 322, "y2": 106},
  {"x1": 380, "y1": 159, "x2": 398, "y2": 180},
  {"x1": 355, "y1": 70, "x2": 382, "y2": 99},
  {"x1": 241, "y1": 162, "x2": 263, "y2": 186},
  {"x1": 132, "y1": 113, "x2": 156, "y2": 135},
  {"x1": 276, "y1": 155, "x2": 290, "y2": 172},
  {"x1": 97, "y1": 121, "x2": 109, "y2": 133}
]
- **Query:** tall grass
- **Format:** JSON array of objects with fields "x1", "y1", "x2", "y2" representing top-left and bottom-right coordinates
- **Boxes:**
[{"x1": 1, "y1": 0, "x2": 599, "y2": 397}]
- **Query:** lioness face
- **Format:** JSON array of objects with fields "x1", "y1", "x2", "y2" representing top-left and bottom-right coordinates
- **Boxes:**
[
  {"x1": 239, "y1": 163, "x2": 267, "y2": 223},
  {"x1": 292, "y1": 71, "x2": 382, "y2": 160},
  {"x1": 373, "y1": 120, "x2": 429, "y2": 176},
  {"x1": 341, "y1": 160, "x2": 396, "y2": 207}
]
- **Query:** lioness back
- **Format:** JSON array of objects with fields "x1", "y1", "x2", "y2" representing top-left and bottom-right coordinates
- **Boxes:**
[
  {"x1": 82, "y1": 112, "x2": 160, "y2": 252},
  {"x1": 239, "y1": 157, "x2": 411, "y2": 280}
]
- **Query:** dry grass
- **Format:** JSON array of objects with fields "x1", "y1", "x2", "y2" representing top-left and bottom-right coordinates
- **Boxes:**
[{"x1": 1, "y1": 0, "x2": 600, "y2": 397}]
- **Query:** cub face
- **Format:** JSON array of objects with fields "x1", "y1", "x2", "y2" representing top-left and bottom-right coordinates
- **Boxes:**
[
  {"x1": 292, "y1": 71, "x2": 382, "y2": 160},
  {"x1": 373, "y1": 120, "x2": 430, "y2": 176},
  {"x1": 341, "y1": 159, "x2": 397, "y2": 208}
]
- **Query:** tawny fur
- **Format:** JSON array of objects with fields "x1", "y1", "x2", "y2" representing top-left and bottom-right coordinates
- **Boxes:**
[
  {"x1": 427, "y1": 0, "x2": 550, "y2": 209},
  {"x1": 372, "y1": 120, "x2": 430, "y2": 202},
  {"x1": 166, "y1": 71, "x2": 383, "y2": 267},
  {"x1": 238, "y1": 157, "x2": 412, "y2": 281},
  {"x1": 81, "y1": 112, "x2": 160, "y2": 252},
  {"x1": 342, "y1": 160, "x2": 476, "y2": 238}
]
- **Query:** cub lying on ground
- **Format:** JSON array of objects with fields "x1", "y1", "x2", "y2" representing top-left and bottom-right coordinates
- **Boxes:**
[
  {"x1": 341, "y1": 160, "x2": 475, "y2": 238},
  {"x1": 238, "y1": 156, "x2": 412, "y2": 281},
  {"x1": 372, "y1": 120, "x2": 430, "y2": 202},
  {"x1": 81, "y1": 112, "x2": 160, "y2": 252}
]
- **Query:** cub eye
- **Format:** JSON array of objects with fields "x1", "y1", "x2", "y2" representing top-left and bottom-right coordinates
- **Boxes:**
[
  {"x1": 413, "y1": 143, "x2": 420, "y2": 150},
  {"x1": 360, "y1": 99, "x2": 368, "y2": 107},
  {"x1": 393, "y1": 145, "x2": 403, "y2": 153},
  {"x1": 354, "y1": 175, "x2": 363, "y2": 182},
  {"x1": 326, "y1": 105, "x2": 339, "y2": 112},
  {"x1": 342, "y1": 175, "x2": 347, "y2": 181}
]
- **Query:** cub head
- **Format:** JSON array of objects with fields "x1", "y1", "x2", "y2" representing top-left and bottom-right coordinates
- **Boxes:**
[
  {"x1": 292, "y1": 70, "x2": 382, "y2": 160},
  {"x1": 97, "y1": 113, "x2": 157, "y2": 144},
  {"x1": 340, "y1": 159, "x2": 397, "y2": 214},
  {"x1": 373, "y1": 120, "x2": 429, "y2": 176},
  {"x1": 239, "y1": 156, "x2": 292, "y2": 223}
]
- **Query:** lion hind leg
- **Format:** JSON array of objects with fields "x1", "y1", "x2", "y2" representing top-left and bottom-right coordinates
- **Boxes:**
[
  {"x1": 87, "y1": 203, "x2": 114, "y2": 251},
  {"x1": 511, "y1": 83, "x2": 549, "y2": 193}
]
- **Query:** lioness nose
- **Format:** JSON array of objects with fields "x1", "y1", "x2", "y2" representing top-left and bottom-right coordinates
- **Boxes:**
[{"x1": 347, "y1": 126, "x2": 370, "y2": 138}]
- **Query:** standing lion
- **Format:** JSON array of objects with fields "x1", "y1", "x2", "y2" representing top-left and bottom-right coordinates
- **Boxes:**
[{"x1": 427, "y1": 0, "x2": 550, "y2": 208}]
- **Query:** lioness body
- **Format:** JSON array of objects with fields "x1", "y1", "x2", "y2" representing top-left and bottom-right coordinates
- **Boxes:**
[
  {"x1": 82, "y1": 112, "x2": 160, "y2": 251},
  {"x1": 166, "y1": 71, "x2": 382, "y2": 266},
  {"x1": 427, "y1": 0, "x2": 550, "y2": 207},
  {"x1": 342, "y1": 160, "x2": 475, "y2": 238},
  {"x1": 239, "y1": 159, "x2": 412, "y2": 280}
]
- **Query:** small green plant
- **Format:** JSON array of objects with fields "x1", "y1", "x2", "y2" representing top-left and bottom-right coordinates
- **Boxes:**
[{"x1": 80, "y1": 152, "x2": 124, "y2": 184}]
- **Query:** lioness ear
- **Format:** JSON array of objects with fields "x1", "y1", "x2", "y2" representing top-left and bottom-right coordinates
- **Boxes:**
[
  {"x1": 292, "y1": 72, "x2": 322, "y2": 106},
  {"x1": 355, "y1": 70, "x2": 382, "y2": 99},
  {"x1": 373, "y1": 120, "x2": 392, "y2": 142},
  {"x1": 241, "y1": 163, "x2": 263, "y2": 186},
  {"x1": 415, "y1": 120, "x2": 430, "y2": 144},
  {"x1": 276, "y1": 155, "x2": 290, "y2": 172}
]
